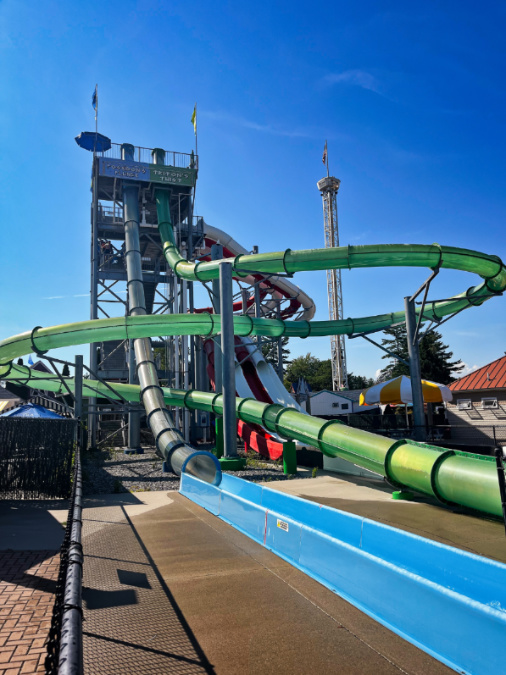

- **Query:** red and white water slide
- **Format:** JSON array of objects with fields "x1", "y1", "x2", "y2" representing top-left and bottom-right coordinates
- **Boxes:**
[{"x1": 198, "y1": 222, "x2": 316, "y2": 459}]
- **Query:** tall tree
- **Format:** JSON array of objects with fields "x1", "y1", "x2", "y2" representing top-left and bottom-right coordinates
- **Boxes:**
[
  {"x1": 284, "y1": 354, "x2": 322, "y2": 391},
  {"x1": 262, "y1": 336, "x2": 291, "y2": 375},
  {"x1": 379, "y1": 325, "x2": 464, "y2": 384},
  {"x1": 312, "y1": 359, "x2": 333, "y2": 392},
  {"x1": 347, "y1": 372, "x2": 375, "y2": 390},
  {"x1": 284, "y1": 355, "x2": 373, "y2": 392}
]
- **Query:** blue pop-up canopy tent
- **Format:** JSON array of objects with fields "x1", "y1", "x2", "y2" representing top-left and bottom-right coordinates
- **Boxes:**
[{"x1": 1, "y1": 403, "x2": 64, "y2": 419}]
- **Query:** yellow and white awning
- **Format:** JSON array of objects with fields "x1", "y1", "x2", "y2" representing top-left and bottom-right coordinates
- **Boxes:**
[{"x1": 359, "y1": 375, "x2": 452, "y2": 406}]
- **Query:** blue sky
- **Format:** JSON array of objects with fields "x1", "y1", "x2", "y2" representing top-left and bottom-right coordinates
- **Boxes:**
[{"x1": 0, "y1": 0, "x2": 505, "y2": 379}]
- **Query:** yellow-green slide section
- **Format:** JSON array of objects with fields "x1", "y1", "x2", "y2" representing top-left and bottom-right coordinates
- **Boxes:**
[{"x1": 0, "y1": 236, "x2": 505, "y2": 517}]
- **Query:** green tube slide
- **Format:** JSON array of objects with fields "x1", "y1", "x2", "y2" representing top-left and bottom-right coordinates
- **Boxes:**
[
  {"x1": 0, "y1": 360, "x2": 503, "y2": 517},
  {"x1": 1, "y1": 182, "x2": 504, "y2": 517}
]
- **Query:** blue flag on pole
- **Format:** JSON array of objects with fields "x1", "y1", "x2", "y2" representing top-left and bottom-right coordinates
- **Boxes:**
[
  {"x1": 28, "y1": 355, "x2": 34, "y2": 366},
  {"x1": 92, "y1": 85, "x2": 98, "y2": 110}
]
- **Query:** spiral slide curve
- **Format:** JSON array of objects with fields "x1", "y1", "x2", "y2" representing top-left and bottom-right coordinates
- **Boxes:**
[
  {"x1": 1, "y1": 181, "x2": 506, "y2": 516},
  {"x1": 199, "y1": 222, "x2": 307, "y2": 460}
]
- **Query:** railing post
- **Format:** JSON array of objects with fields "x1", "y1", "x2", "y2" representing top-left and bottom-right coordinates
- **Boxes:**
[
  {"x1": 74, "y1": 356, "x2": 83, "y2": 451},
  {"x1": 494, "y1": 447, "x2": 506, "y2": 537}
]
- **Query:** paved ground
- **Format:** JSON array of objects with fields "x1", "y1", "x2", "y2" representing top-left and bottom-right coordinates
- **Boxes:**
[
  {"x1": 81, "y1": 490, "x2": 452, "y2": 675},
  {"x1": 0, "y1": 500, "x2": 68, "y2": 675},
  {"x1": 0, "y1": 550, "x2": 60, "y2": 675},
  {"x1": 2, "y1": 466, "x2": 504, "y2": 674}
]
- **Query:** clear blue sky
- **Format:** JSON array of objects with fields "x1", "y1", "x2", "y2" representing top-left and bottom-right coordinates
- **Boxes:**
[{"x1": 1, "y1": 0, "x2": 505, "y2": 378}]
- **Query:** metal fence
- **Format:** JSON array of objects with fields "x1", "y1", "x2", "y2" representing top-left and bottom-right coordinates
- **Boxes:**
[
  {"x1": 100, "y1": 142, "x2": 197, "y2": 169},
  {"x1": 45, "y1": 451, "x2": 83, "y2": 675},
  {"x1": 0, "y1": 419, "x2": 77, "y2": 498},
  {"x1": 338, "y1": 415, "x2": 506, "y2": 449}
]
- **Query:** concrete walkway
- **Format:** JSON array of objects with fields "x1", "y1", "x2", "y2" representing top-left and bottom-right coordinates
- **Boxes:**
[
  {"x1": 81, "y1": 490, "x2": 452, "y2": 675},
  {"x1": 3, "y1": 470, "x2": 500, "y2": 674},
  {"x1": 82, "y1": 492, "x2": 213, "y2": 674}
]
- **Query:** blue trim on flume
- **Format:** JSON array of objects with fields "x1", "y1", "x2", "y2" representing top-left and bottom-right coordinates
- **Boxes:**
[{"x1": 180, "y1": 472, "x2": 506, "y2": 675}]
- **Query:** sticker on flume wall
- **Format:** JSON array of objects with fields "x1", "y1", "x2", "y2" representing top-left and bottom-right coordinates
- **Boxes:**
[{"x1": 277, "y1": 519, "x2": 289, "y2": 532}]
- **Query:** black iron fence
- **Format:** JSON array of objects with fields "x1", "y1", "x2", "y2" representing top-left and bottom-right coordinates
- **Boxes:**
[
  {"x1": 45, "y1": 451, "x2": 83, "y2": 674},
  {"x1": 336, "y1": 415, "x2": 506, "y2": 451},
  {"x1": 0, "y1": 419, "x2": 77, "y2": 498}
]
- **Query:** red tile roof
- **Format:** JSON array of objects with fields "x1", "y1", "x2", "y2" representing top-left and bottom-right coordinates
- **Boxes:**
[{"x1": 450, "y1": 355, "x2": 506, "y2": 392}]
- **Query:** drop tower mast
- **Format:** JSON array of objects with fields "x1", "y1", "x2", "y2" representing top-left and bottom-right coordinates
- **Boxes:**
[{"x1": 317, "y1": 150, "x2": 348, "y2": 390}]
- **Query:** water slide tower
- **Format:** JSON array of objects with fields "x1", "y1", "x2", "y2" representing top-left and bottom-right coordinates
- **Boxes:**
[
  {"x1": 84, "y1": 137, "x2": 203, "y2": 449},
  {"x1": 317, "y1": 175, "x2": 348, "y2": 390}
]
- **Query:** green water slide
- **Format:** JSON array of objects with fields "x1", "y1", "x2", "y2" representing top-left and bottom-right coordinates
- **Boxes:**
[{"x1": 0, "y1": 183, "x2": 505, "y2": 516}]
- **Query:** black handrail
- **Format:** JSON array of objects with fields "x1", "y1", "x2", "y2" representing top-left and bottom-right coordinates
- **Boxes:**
[{"x1": 45, "y1": 451, "x2": 83, "y2": 674}]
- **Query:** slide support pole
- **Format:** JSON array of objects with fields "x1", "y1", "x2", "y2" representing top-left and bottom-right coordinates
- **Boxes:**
[
  {"x1": 74, "y1": 355, "x2": 83, "y2": 451},
  {"x1": 211, "y1": 244, "x2": 223, "y2": 393},
  {"x1": 405, "y1": 296, "x2": 426, "y2": 441},
  {"x1": 220, "y1": 262, "x2": 238, "y2": 458}
]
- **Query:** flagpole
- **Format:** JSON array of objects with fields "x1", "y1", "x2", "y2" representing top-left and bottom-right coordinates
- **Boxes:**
[
  {"x1": 93, "y1": 84, "x2": 98, "y2": 158},
  {"x1": 326, "y1": 140, "x2": 329, "y2": 178},
  {"x1": 192, "y1": 103, "x2": 197, "y2": 214},
  {"x1": 194, "y1": 102, "x2": 198, "y2": 159}
]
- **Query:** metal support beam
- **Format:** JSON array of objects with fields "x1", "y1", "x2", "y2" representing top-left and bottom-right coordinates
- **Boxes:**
[
  {"x1": 211, "y1": 244, "x2": 223, "y2": 393},
  {"x1": 254, "y1": 282, "x2": 262, "y2": 350},
  {"x1": 241, "y1": 288, "x2": 249, "y2": 314},
  {"x1": 276, "y1": 299, "x2": 284, "y2": 381},
  {"x1": 127, "y1": 339, "x2": 141, "y2": 452},
  {"x1": 219, "y1": 262, "x2": 238, "y2": 458},
  {"x1": 404, "y1": 296, "x2": 426, "y2": 441},
  {"x1": 189, "y1": 279, "x2": 197, "y2": 442},
  {"x1": 74, "y1": 355, "x2": 83, "y2": 452},
  {"x1": 88, "y1": 163, "x2": 99, "y2": 449}
]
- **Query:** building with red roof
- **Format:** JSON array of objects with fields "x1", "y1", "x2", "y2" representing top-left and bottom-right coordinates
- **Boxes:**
[{"x1": 446, "y1": 355, "x2": 506, "y2": 448}]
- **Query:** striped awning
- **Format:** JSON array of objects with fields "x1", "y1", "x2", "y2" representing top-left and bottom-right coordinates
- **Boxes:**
[{"x1": 360, "y1": 375, "x2": 453, "y2": 406}]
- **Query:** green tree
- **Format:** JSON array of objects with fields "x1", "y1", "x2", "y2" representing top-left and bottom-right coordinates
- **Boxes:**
[
  {"x1": 379, "y1": 325, "x2": 464, "y2": 384},
  {"x1": 312, "y1": 359, "x2": 333, "y2": 391},
  {"x1": 283, "y1": 354, "x2": 322, "y2": 392},
  {"x1": 347, "y1": 372, "x2": 375, "y2": 390},
  {"x1": 284, "y1": 355, "x2": 375, "y2": 392},
  {"x1": 262, "y1": 336, "x2": 291, "y2": 375}
]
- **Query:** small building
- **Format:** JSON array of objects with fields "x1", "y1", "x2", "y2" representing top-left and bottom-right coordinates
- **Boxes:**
[
  {"x1": 303, "y1": 389, "x2": 378, "y2": 417},
  {"x1": 447, "y1": 355, "x2": 506, "y2": 448},
  {"x1": 0, "y1": 385, "x2": 22, "y2": 413}
]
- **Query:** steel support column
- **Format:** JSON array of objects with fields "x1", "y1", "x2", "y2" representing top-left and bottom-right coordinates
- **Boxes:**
[
  {"x1": 74, "y1": 355, "x2": 83, "y2": 451},
  {"x1": 219, "y1": 262, "x2": 238, "y2": 458},
  {"x1": 88, "y1": 164, "x2": 99, "y2": 448},
  {"x1": 127, "y1": 339, "x2": 141, "y2": 452},
  {"x1": 405, "y1": 296, "x2": 426, "y2": 441},
  {"x1": 211, "y1": 244, "x2": 223, "y2": 393},
  {"x1": 254, "y1": 282, "x2": 262, "y2": 350}
]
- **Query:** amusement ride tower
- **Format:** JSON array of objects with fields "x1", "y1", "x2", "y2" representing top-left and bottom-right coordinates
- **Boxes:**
[{"x1": 317, "y1": 168, "x2": 348, "y2": 390}]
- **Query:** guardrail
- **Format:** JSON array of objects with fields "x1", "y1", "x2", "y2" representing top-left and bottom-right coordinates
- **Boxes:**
[
  {"x1": 45, "y1": 451, "x2": 83, "y2": 675},
  {"x1": 99, "y1": 143, "x2": 197, "y2": 169}
]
